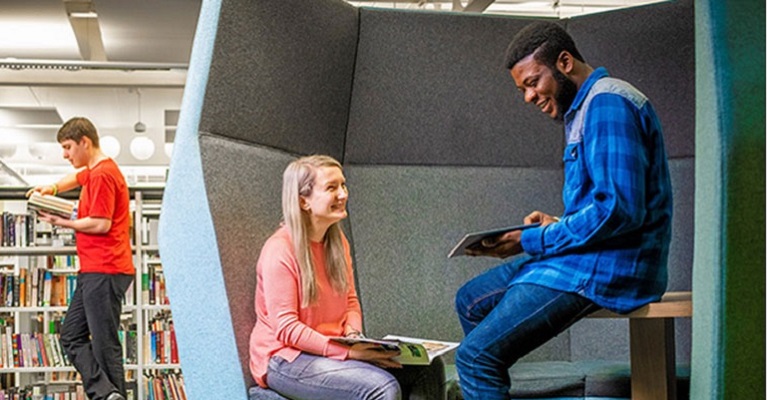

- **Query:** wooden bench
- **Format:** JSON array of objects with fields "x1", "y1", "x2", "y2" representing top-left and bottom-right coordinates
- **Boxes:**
[{"x1": 587, "y1": 291, "x2": 692, "y2": 400}]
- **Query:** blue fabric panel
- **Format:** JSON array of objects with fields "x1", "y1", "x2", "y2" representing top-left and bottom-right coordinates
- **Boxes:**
[
  {"x1": 565, "y1": 0, "x2": 695, "y2": 158},
  {"x1": 345, "y1": 164, "x2": 569, "y2": 362},
  {"x1": 199, "y1": 0, "x2": 358, "y2": 159},
  {"x1": 347, "y1": 9, "x2": 563, "y2": 167},
  {"x1": 158, "y1": 0, "x2": 247, "y2": 398}
]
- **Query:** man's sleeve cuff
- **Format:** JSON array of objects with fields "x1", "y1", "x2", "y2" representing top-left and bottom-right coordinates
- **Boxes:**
[{"x1": 521, "y1": 226, "x2": 544, "y2": 255}]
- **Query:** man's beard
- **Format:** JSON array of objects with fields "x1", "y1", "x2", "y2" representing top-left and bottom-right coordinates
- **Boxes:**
[{"x1": 552, "y1": 68, "x2": 578, "y2": 122}]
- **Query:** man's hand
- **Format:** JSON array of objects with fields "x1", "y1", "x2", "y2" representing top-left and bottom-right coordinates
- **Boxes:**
[
  {"x1": 465, "y1": 210, "x2": 561, "y2": 259},
  {"x1": 465, "y1": 230, "x2": 523, "y2": 259},
  {"x1": 36, "y1": 210, "x2": 64, "y2": 227},
  {"x1": 26, "y1": 185, "x2": 56, "y2": 198}
]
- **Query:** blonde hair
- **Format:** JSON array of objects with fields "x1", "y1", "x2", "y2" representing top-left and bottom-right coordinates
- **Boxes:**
[{"x1": 282, "y1": 155, "x2": 349, "y2": 307}]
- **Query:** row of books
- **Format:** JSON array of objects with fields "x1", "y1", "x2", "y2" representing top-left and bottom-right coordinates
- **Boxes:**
[
  {"x1": 1, "y1": 267, "x2": 77, "y2": 308},
  {"x1": 0, "y1": 370, "x2": 185, "y2": 400},
  {"x1": 144, "y1": 372, "x2": 187, "y2": 400},
  {"x1": 142, "y1": 262, "x2": 168, "y2": 306},
  {"x1": 0, "y1": 330, "x2": 70, "y2": 369},
  {"x1": 0, "y1": 384, "x2": 84, "y2": 400},
  {"x1": 145, "y1": 314, "x2": 179, "y2": 365},
  {"x1": 1, "y1": 213, "x2": 35, "y2": 248},
  {"x1": 0, "y1": 212, "x2": 75, "y2": 249},
  {"x1": 120, "y1": 324, "x2": 138, "y2": 365}
]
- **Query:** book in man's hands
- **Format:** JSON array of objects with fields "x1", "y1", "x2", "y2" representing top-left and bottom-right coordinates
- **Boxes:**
[
  {"x1": 27, "y1": 192, "x2": 75, "y2": 219},
  {"x1": 330, "y1": 335, "x2": 459, "y2": 365},
  {"x1": 447, "y1": 222, "x2": 541, "y2": 258}
]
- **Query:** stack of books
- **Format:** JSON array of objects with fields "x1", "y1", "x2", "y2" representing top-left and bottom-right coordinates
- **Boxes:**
[{"x1": 27, "y1": 193, "x2": 75, "y2": 219}]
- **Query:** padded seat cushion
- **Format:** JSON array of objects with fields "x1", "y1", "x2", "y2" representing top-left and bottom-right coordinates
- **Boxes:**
[
  {"x1": 248, "y1": 386, "x2": 289, "y2": 400},
  {"x1": 445, "y1": 361, "x2": 690, "y2": 399}
]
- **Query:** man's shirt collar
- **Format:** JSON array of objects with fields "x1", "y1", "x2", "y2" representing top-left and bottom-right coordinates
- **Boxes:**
[{"x1": 566, "y1": 67, "x2": 609, "y2": 118}]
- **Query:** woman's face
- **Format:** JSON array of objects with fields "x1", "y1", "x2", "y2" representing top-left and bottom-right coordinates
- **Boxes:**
[{"x1": 301, "y1": 166, "x2": 349, "y2": 229}]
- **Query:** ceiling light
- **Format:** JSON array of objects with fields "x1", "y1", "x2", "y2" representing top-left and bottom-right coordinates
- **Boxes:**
[
  {"x1": 0, "y1": 23, "x2": 76, "y2": 52},
  {"x1": 130, "y1": 136, "x2": 155, "y2": 161},
  {"x1": 164, "y1": 143, "x2": 174, "y2": 158},
  {"x1": 0, "y1": 145, "x2": 17, "y2": 159},
  {"x1": 69, "y1": 11, "x2": 99, "y2": 19},
  {"x1": 134, "y1": 89, "x2": 146, "y2": 133},
  {"x1": 100, "y1": 136, "x2": 121, "y2": 158},
  {"x1": 345, "y1": 0, "x2": 670, "y2": 17}
]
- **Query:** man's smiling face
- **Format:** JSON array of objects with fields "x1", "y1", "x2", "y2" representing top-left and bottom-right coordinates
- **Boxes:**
[{"x1": 510, "y1": 53, "x2": 577, "y2": 121}]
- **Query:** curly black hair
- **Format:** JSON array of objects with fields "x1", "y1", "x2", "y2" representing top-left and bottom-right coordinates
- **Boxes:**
[{"x1": 504, "y1": 21, "x2": 584, "y2": 70}]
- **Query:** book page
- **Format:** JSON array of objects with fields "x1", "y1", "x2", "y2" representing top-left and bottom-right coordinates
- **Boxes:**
[
  {"x1": 382, "y1": 335, "x2": 459, "y2": 363},
  {"x1": 330, "y1": 335, "x2": 460, "y2": 365}
]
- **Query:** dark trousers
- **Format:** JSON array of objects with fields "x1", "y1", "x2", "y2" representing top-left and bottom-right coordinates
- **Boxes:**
[{"x1": 60, "y1": 273, "x2": 134, "y2": 400}]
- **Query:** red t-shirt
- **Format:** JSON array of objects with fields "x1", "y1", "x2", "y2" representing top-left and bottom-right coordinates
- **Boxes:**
[{"x1": 75, "y1": 159, "x2": 134, "y2": 275}]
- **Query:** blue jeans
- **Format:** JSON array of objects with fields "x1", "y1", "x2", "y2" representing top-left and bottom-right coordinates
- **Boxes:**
[
  {"x1": 265, "y1": 352, "x2": 446, "y2": 400},
  {"x1": 454, "y1": 259, "x2": 597, "y2": 400}
]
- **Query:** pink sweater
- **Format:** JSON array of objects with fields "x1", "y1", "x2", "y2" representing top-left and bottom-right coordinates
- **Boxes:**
[{"x1": 249, "y1": 225, "x2": 363, "y2": 388}]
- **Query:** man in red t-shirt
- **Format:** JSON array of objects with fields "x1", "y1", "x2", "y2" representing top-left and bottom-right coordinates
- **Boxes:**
[{"x1": 28, "y1": 117, "x2": 134, "y2": 400}]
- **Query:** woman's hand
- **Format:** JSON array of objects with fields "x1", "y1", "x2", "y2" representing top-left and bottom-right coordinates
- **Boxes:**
[{"x1": 348, "y1": 343, "x2": 402, "y2": 369}]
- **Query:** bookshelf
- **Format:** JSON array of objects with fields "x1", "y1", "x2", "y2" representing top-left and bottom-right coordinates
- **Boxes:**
[{"x1": 0, "y1": 187, "x2": 186, "y2": 400}]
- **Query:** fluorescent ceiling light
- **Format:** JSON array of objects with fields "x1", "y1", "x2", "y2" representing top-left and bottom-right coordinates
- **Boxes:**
[
  {"x1": 0, "y1": 22, "x2": 76, "y2": 51},
  {"x1": 69, "y1": 11, "x2": 99, "y2": 19},
  {"x1": 345, "y1": 0, "x2": 670, "y2": 17}
]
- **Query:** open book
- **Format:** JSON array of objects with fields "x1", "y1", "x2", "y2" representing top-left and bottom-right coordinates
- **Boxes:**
[
  {"x1": 27, "y1": 192, "x2": 75, "y2": 219},
  {"x1": 330, "y1": 335, "x2": 459, "y2": 365},
  {"x1": 447, "y1": 222, "x2": 541, "y2": 258}
]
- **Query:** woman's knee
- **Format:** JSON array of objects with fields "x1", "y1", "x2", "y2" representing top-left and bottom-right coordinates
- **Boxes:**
[{"x1": 366, "y1": 372, "x2": 401, "y2": 400}]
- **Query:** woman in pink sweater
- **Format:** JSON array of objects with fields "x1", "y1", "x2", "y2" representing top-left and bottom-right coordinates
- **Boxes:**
[{"x1": 249, "y1": 155, "x2": 444, "y2": 400}]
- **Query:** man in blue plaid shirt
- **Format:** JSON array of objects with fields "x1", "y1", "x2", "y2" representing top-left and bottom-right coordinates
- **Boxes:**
[{"x1": 454, "y1": 21, "x2": 673, "y2": 400}]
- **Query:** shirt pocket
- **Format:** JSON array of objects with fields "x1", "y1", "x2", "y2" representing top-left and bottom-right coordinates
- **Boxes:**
[{"x1": 563, "y1": 142, "x2": 586, "y2": 207}]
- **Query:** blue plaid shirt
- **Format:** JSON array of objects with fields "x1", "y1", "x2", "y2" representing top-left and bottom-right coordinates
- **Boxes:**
[{"x1": 518, "y1": 68, "x2": 673, "y2": 313}]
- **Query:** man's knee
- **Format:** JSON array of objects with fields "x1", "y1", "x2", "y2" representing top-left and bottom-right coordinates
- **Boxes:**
[{"x1": 455, "y1": 342, "x2": 475, "y2": 371}]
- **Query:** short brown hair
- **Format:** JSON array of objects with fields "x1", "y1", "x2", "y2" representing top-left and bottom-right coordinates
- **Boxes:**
[{"x1": 57, "y1": 117, "x2": 100, "y2": 148}]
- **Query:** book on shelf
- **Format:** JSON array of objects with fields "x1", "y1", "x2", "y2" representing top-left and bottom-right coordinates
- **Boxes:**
[
  {"x1": 447, "y1": 222, "x2": 541, "y2": 258},
  {"x1": 330, "y1": 335, "x2": 459, "y2": 365},
  {"x1": 27, "y1": 192, "x2": 76, "y2": 219},
  {"x1": 1, "y1": 212, "x2": 35, "y2": 247}
]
